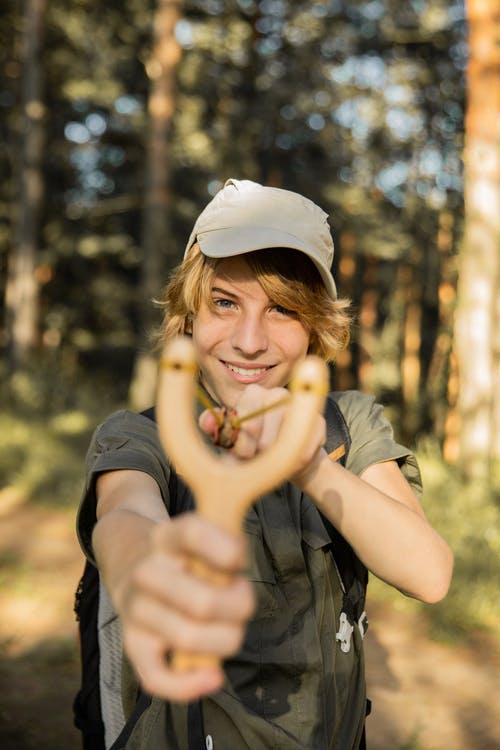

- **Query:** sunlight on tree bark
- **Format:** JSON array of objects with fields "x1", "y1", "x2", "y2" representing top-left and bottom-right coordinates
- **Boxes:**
[
  {"x1": 455, "y1": 0, "x2": 500, "y2": 480},
  {"x1": 5, "y1": 0, "x2": 46, "y2": 369},
  {"x1": 129, "y1": 0, "x2": 183, "y2": 410}
]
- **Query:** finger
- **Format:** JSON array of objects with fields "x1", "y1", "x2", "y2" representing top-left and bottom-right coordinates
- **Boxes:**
[
  {"x1": 124, "y1": 591, "x2": 249, "y2": 659},
  {"x1": 233, "y1": 386, "x2": 289, "y2": 454},
  {"x1": 198, "y1": 409, "x2": 220, "y2": 438},
  {"x1": 231, "y1": 422, "x2": 260, "y2": 458},
  {"x1": 124, "y1": 626, "x2": 225, "y2": 702},
  {"x1": 258, "y1": 403, "x2": 286, "y2": 451},
  {"x1": 153, "y1": 515, "x2": 249, "y2": 573},
  {"x1": 130, "y1": 554, "x2": 255, "y2": 623}
]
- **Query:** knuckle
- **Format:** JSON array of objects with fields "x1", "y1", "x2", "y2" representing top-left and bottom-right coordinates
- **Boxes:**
[
  {"x1": 122, "y1": 626, "x2": 155, "y2": 666},
  {"x1": 183, "y1": 514, "x2": 205, "y2": 550},
  {"x1": 131, "y1": 561, "x2": 151, "y2": 589},
  {"x1": 242, "y1": 588, "x2": 256, "y2": 619},
  {"x1": 174, "y1": 622, "x2": 199, "y2": 652},
  {"x1": 221, "y1": 626, "x2": 245, "y2": 656},
  {"x1": 189, "y1": 589, "x2": 216, "y2": 620},
  {"x1": 122, "y1": 627, "x2": 137, "y2": 656},
  {"x1": 126, "y1": 594, "x2": 146, "y2": 623},
  {"x1": 234, "y1": 437, "x2": 256, "y2": 459}
]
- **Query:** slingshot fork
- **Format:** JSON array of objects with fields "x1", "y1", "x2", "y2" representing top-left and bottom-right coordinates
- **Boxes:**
[{"x1": 156, "y1": 336, "x2": 328, "y2": 671}]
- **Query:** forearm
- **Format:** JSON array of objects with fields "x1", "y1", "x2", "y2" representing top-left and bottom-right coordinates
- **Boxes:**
[
  {"x1": 300, "y1": 454, "x2": 453, "y2": 603},
  {"x1": 92, "y1": 509, "x2": 163, "y2": 612},
  {"x1": 92, "y1": 469, "x2": 169, "y2": 611}
]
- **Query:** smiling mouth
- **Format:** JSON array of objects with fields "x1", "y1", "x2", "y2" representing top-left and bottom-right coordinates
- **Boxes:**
[{"x1": 223, "y1": 362, "x2": 272, "y2": 376}]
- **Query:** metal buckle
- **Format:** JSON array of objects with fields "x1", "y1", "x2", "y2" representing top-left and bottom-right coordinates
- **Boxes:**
[{"x1": 336, "y1": 611, "x2": 354, "y2": 653}]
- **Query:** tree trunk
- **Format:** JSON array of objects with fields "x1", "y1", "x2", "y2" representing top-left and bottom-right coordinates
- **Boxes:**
[
  {"x1": 454, "y1": 0, "x2": 500, "y2": 479},
  {"x1": 333, "y1": 230, "x2": 357, "y2": 391},
  {"x1": 428, "y1": 212, "x2": 459, "y2": 460},
  {"x1": 5, "y1": 0, "x2": 46, "y2": 370},
  {"x1": 129, "y1": 0, "x2": 183, "y2": 411}
]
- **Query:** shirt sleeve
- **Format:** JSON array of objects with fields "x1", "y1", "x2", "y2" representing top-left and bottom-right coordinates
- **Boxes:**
[
  {"x1": 331, "y1": 390, "x2": 423, "y2": 500},
  {"x1": 76, "y1": 409, "x2": 171, "y2": 562}
]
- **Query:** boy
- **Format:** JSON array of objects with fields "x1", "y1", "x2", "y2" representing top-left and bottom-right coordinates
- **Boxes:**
[{"x1": 77, "y1": 179, "x2": 453, "y2": 749}]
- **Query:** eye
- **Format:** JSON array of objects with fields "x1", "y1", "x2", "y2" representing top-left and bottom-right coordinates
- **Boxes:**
[
  {"x1": 271, "y1": 304, "x2": 297, "y2": 317},
  {"x1": 213, "y1": 297, "x2": 236, "y2": 309}
]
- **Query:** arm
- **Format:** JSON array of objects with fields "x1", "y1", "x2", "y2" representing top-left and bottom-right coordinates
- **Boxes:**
[
  {"x1": 296, "y1": 452, "x2": 453, "y2": 603},
  {"x1": 207, "y1": 385, "x2": 453, "y2": 604},
  {"x1": 92, "y1": 469, "x2": 255, "y2": 702}
]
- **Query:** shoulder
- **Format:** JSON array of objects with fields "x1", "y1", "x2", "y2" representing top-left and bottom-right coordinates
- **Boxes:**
[
  {"x1": 329, "y1": 390, "x2": 382, "y2": 429},
  {"x1": 87, "y1": 407, "x2": 167, "y2": 459},
  {"x1": 85, "y1": 407, "x2": 168, "y2": 480},
  {"x1": 91, "y1": 408, "x2": 158, "y2": 444},
  {"x1": 78, "y1": 409, "x2": 170, "y2": 562},
  {"x1": 328, "y1": 391, "x2": 422, "y2": 497},
  {"x1": 328, "y1": 390, "x2": 392, "y2": 451}
]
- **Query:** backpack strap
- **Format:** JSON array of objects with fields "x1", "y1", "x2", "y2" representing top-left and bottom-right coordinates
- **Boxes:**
[
  {"x1": 324, "y1": 394, "x2": 351, "y2": 467},
  {"x1": 140, "y1": 405, "x2": 155, "y2": 422},
  {"x1": 321, "y1": 395, "x2": 369, "y2": 653},
  {"x1": 107, "y1": 691, "x2": 152, "y2": 750},
  {"x1": 73, "y1": 561, "x2": 106, "y2": 750},
  {"x1": 187, "y1": 701, "x2": 206, "y2": 749}
]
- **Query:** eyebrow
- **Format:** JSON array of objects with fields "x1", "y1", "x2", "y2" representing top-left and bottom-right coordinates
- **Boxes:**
[{"x1": 211, "y1": 285, "x2": 238, "y2": 299}]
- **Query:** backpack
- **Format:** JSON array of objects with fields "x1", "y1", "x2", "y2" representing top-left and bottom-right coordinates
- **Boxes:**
[{"x1": 73, "y1": 395, "x2": 369, "y2": 750}]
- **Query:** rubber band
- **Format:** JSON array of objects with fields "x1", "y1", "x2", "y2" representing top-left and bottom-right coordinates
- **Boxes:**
[{"x1": 231, "y1": 395, "x2": 290, "y2": 428}]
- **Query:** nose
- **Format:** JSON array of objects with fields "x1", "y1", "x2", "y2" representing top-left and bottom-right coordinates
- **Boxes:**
[{"x1": 231, "y1": 312, "x2": 268, "y2": 355}]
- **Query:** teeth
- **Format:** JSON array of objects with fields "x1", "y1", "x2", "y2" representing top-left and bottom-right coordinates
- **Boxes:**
[{"x1": 226, "y1": 363, "x2": 269, "y2": 376}]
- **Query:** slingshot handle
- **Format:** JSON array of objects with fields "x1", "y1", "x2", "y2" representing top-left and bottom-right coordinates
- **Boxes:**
[{"x1": 156, "y1": 336, "x2": 328, "y2": 671}]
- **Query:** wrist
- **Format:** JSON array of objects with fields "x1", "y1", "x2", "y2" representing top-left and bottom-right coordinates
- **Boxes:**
[{"x1": 292, "y1": 447, "x2": 328, "y2": 494}]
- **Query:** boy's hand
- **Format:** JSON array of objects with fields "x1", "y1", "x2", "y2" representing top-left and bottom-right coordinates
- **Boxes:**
[
  {"x1": 199, "y1": 384, "x2": 326, "y2": 483},
  {"x1": 115, "y1": 513, "x2": 255, "y2": 702}
]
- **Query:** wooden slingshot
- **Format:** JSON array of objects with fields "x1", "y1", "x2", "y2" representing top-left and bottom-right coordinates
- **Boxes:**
[{"x1": 156, "y1": 336, "x2": 328, "y2": 671}]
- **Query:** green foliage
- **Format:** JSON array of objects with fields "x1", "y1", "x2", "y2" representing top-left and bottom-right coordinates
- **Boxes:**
[
  {"x1": 369, "y1": 440, "x2": 500, "y2": 644},
  {"x1": 0, "y1": 354, "x2": 126, "y2": 508},
  {"x1": 0, "y1": 411, "x2": 88, "y2": 508},
  {"x1": 418, "y1": 445, "x2": 500, "y2": 640}
]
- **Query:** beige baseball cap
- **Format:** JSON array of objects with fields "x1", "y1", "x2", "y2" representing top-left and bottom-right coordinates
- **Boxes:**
[{"x1": 184, "y1": 178, "x2": 337, "y2": 299}]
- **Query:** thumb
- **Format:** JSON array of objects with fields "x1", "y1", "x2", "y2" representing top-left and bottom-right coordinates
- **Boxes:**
[{"x1": 199, "y1": 409, "x2": 221, "y2": 439}]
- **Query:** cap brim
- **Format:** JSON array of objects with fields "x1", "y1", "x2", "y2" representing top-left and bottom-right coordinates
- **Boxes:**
[{"x1": 196, "y1": 226, "x2": 337, "y2": 299}]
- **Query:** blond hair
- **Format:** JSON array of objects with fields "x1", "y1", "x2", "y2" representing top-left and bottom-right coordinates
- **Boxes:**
[{"x1": 158, "y1": 244, "x2": 351, "y2": 362}]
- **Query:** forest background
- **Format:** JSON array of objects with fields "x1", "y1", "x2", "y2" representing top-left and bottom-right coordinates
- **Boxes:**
[{"x1": 1, "y1": 1, "x2": 500, "y2": 749}]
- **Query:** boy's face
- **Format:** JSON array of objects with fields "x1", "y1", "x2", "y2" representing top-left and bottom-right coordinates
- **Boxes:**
[{"x1": 191, "y1": 255, "x2": 310, "y2": 408}]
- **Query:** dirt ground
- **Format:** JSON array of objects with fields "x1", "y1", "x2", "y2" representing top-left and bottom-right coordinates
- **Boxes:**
[{"x1": 0, "y1": 494, "x2": 499, "y2": 750}]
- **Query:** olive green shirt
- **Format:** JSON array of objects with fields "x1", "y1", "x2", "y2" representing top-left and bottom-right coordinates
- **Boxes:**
[{"x1": 77, "y1": 390, "x2": 422, "y2": 750}]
